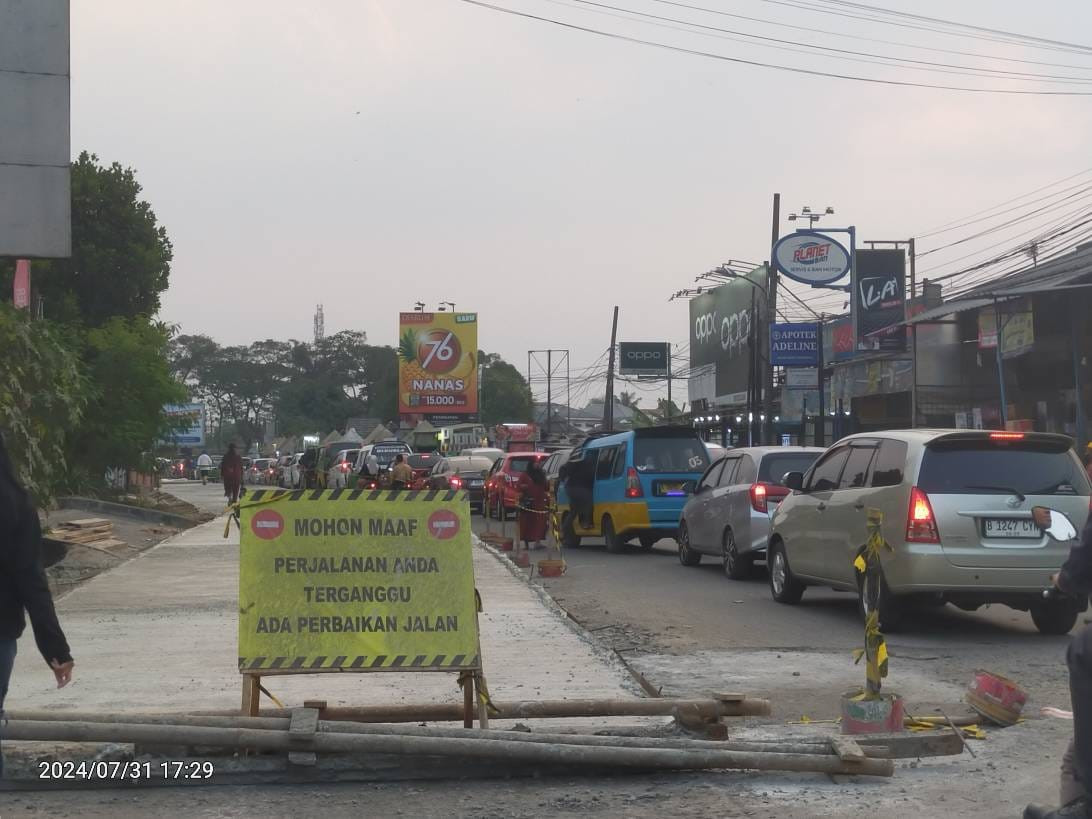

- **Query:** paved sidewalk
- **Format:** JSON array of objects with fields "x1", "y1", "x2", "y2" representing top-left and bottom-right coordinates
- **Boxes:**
[{"x1": 9, "y1": 516, "x2": 642, "y2": 718}]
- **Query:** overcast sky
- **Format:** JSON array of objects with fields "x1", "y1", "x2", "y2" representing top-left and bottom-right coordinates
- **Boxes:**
[{"x1": 71, "y1": 1, "x2": 1092, "y2": 409}]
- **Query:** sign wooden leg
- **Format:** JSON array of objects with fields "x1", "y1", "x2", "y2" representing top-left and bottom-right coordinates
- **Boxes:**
[
  {"x1": 461, "y1": 672, "x2": 474, "y2": 729},
  {"x1": 241, "y1": 673, "x2": 261, "y2": 717},
  {"x1": 475, "y1": 673, "x2": 490, "y2": 729}
]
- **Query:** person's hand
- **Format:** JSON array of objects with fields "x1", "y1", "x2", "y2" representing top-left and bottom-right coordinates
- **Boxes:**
[
  {"x1": 1051, "y1": 572, "x2": 1061, "y2": 589},
  {"x1": 50, "y1": 659, "x2": 74, "y2": 688}
]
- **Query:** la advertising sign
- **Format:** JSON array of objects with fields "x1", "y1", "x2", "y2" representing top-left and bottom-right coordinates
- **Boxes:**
[{"x1": 773, "y1": 231, "x2": 850, "y2": 286}]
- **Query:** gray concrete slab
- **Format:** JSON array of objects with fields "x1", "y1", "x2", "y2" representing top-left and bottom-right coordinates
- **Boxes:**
[{"x1": 7, "y1": 515, "x2": 643, "y2": 726}]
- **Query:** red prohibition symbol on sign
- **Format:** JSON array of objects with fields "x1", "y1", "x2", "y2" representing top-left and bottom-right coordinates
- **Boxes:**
[
  {"x1": 251, "y1": 508, "x2": 285, "y2": 540},
  {"x1": 427, "y1": 509, "x2": 460, "y2": 540}
]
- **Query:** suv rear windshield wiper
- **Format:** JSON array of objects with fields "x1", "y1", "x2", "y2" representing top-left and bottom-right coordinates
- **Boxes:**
[{"x1": 965, "y1": 484, "x2": 1026, "y2": 502}]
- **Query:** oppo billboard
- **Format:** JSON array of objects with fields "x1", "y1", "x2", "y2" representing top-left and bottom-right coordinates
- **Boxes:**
[{"x1": 618, "y1": 342, "x2": 670, "y2": 376}]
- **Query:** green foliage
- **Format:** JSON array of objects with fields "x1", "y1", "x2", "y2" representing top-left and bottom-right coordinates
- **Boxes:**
[
  {"x1": 0, "y1": 305, "x2": 86, "y2": 503},
  {"x1": 169, "y1": 332, "x2": 398, "y2": 444},
  {"x1": 71, "y1": 317, "x2": 187, "y2": 480},
  {"x1": 0, "y1": 152, "x2": 173, "y2": 326},
  {"x1": 480, "y1": 355, "x2": 532, "y2": 426}
]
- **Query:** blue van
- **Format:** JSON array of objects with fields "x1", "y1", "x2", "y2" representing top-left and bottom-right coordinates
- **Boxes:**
[{"x1": 556, "y1": 427, "x2": 710, "y2": 553}]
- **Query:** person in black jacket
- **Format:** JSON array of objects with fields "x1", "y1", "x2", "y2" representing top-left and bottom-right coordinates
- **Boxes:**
[
  {"x1": 0, "y1": 435, "x2": 74, "y2": 777},
  {"x1": 1027, "y1": 513, "x2": 1092, "y2": 819}
]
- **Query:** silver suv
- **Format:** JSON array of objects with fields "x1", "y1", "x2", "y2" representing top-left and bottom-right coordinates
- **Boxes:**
[
  {"x1": 678, "y1": 447, "x2": 824, "y2": 579},
  {"x1": 767, "y1": 430, "x2": 1090, "y2": 634}
]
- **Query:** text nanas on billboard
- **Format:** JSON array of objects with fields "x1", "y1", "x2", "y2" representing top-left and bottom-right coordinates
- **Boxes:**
[
  {"x1": 398, "y1": 312, "x2": 479, "y2": 422},
  {"x1": 688, "y1": 269, "x2": 766, "y2": 404}
]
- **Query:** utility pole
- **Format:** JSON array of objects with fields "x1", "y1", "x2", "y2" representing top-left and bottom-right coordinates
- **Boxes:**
[
  {"x1": 765, "y1": 193, "x2": 780, "y2": 444},
  {"x1": 816, "y1": 315, "x2": 826, "y2": 447},
  {"x1": 747, "y1": 289, "x2": 757, "y2": 446},
  {"x1": 546, "y1": 349, "x2": 553, "y2": 439},
  {"x1": 666, "y1": 345, "x2": 673, "y2": 423},
  {"x1": 909, "y1": 237, "x2": 918, "y2": 427},
  {"x1": 604, "y1": 306, "x2": 619, "y2": 431},
  {"x1": 529, "y1": 350, "x2": 570, "y2": 438}
]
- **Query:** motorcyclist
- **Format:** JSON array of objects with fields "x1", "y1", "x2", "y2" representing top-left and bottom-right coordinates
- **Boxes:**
[{"x1": 1026, "y1": 512, "x2": 1092, "y2": 818}]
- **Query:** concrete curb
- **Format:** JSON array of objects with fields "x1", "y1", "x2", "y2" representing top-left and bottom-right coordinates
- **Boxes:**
[
  {"x1": 473, "y1": 536, "x2": 647, "y2": 699},
  {"x1": 57, "y1": 496, "x2": 199, "y2": 529}
]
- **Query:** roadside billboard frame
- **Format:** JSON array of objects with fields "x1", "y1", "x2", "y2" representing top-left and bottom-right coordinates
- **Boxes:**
[
  {"x1": 398, "y1": 312, "x2": 479, "y2": 425},
  {"x1": 618, "y1": 341, "x2": 671, "y2": 376},
  {"x1": 0, "y1": 0, "x2": 71, "y2": 258}
]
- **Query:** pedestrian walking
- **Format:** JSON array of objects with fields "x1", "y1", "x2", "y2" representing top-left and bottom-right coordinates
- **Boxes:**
[
  {"x1": 389, "y1": 454, "x2": 413, "y2": 490},
  {"x1": 516, "y1": 461, "x2": 549, "y2": 549},
  {"x1": 0, "y1": 434, "x2": 74, "y2": 777},
  {"x1": 220, "y1": 444, "x2": 244, "y2": 505},
  {"x1": 1026, "y1": 513, "x2": 1092, "y2": 818},
  {"x1": 196, "y1": 450, "x2": 213, "y2": 485}
]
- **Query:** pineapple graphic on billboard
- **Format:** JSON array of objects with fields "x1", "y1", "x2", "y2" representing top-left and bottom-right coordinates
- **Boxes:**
[{"x1": 398, "y1": 312, "x2": 478, "y2": 423}]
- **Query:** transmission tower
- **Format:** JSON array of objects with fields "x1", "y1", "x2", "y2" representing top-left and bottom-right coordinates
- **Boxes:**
[{"x1": 313, "y1": 304, "x2": 325, "y2": 343}]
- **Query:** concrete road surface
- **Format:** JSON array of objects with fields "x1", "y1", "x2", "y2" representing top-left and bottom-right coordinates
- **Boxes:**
[{"x1": 160, "y1": 479, "x2": 237, "y2": 515}]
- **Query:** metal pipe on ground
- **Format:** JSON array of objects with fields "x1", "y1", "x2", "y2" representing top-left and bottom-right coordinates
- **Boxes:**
[
  {"x1": 4, "y1": 711, "x2": 880, "y2": 757},
  {"x1": 191, "y1": 696, "x2": 771, "y2": 723},
  {"x1": 1, "y1": 720, "x2": 893, "y2": 777}
]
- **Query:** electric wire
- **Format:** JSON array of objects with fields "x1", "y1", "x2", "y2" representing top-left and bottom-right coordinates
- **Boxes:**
[
  {"x1": 643, "y1": 0, "x2": 1092, "y2": 72},
  {"x1": 458, "y1": 0, "x2": 1092, "y2": 95},
  {"x1": 760, "y1": 0, "x2": 1092, "y2": 57},
  {"x1": 554, "y1": 0, "x2": 1092, "y2": 84}
]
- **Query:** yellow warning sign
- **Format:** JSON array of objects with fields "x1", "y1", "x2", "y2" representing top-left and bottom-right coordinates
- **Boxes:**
[{"x1": 237, "y1": 488, "x2": 479, "y2": 673}]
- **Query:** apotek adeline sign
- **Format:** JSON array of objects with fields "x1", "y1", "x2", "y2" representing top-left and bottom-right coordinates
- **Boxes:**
[
  {"x1": 770, "y1": 322, "x2": 819, "y2": 367},
  {"x1": 773, "y1": 231, "x2": 850, "y2": 286},
  {"x1": 618, "y1": 342, "x2": 670, "y2": 376}
]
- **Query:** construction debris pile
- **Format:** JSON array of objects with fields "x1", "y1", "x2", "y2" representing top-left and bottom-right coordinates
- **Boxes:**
[{"x1": 48, "y1": 518, "x2": 129, "y2": 554}]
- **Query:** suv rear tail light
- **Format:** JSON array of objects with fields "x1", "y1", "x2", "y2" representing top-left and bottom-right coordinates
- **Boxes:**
[
  {"x1": 750, "y1": 483, "x2": 768, "y2": 513},
  {"x1": 625, "y1": 467, "x2": 644, "y2": 499},
  {"x1": 906, "y1": 486, "x2": 940, "y2": 543},
  {"x1": 749, "y1": 482, "x2": 791, "y2": 514},
  {"x1": 450, "y1": 476, "x2": 463, "y2": 489}
]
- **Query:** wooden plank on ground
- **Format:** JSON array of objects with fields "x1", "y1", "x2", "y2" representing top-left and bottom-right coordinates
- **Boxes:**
[
  {"x1": 830, "y1": 736, "x2": 866, "y2": 762},
  {"x1": 853, "y1": 731, "x2": 963, "y2": 758},
  {"x1": 63, "y1": 518, "x2": 112, "y2": 529}
]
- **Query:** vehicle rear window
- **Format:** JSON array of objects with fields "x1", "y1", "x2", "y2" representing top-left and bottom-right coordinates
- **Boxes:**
[
  {"x1": 452, "y1": 458, "x2": 493, "y2": 474},
  {"x1": 634, "y1": 437, "x2": 709, "y2": 473},
  {"x1": 407, "y1": 454, "x2": 436, "y2": 469},
  {"x1": 759, "y1": 453, "x2": 822, "y2": 485},
  {"x1": 919, "y1": 442, "x2": 1090, "y2": 496},
  {"x1": 372, "y1": 443, "x2": 411, "y2": 465},
  {"x1": 508, "y1": 458, "x2": 536, "y2": 473}
]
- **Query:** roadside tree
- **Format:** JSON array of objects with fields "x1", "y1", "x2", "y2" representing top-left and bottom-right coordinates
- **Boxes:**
[
  {"x1": 71, "y1": 318, "x2": 188, "y2": 484},
  {"x1": 0, "y1": 152, "x2": 173, "y2": 326},
  {"x1": 0, "y1": 305, "x2": 86, "y2": 503},
  {"x1": 480, "y1": 353, "x2": 532, "y2": 426}
]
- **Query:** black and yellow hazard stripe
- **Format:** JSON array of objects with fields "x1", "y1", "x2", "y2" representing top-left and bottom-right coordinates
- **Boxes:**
[
  {"x1": 238, "y1": 654, "x2": 480, "y2": 671},
  {"x1": 244, "y1": 488, "x2": 467, "y2": 503}
]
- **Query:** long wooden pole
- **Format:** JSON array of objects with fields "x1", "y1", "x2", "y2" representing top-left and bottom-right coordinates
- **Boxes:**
[
  {"x1": 1, "y1": 720, "x2": 893, "y2": 777},
  {"x1": 192, "y1": 696, "x2": 770, "y2": 723},
  {"x1": 4, "y1": 710, "x2": 962, "y2": 757},
  {"x1": 1, "y1": 710, "x2": 863, "y2": 754}
]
